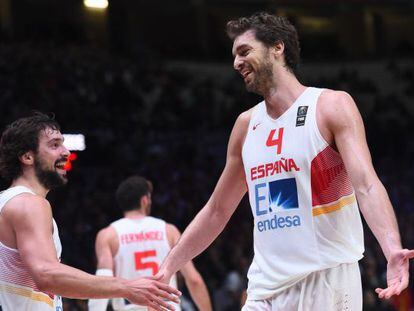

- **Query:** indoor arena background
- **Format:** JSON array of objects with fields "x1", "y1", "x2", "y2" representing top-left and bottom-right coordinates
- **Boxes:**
[{"x1": 0, "y1": 0, "x2": 413, "y2": 310}]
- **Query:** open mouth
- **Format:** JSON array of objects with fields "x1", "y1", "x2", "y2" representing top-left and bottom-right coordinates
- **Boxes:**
[
  {"x1": 55, "y1": 161, "x2": 67, "y2": 173},
  {"x1": 241, "y1": 70, "x2": 252, "y2": 81}
]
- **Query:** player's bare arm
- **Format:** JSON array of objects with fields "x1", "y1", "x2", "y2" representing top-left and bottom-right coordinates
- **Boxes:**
[
  {"x1": 160, "y1": 110, "x2": 252, "y2": 279},
  {"x1": 166, "y1": 224, "x2": 213, "y2": 311},
  {"x1": 87, "y1": 226, "x2": 118, "y2": 311},
  {"x1": 5, "y1": 194, "x2": 180, "y2": 311},
  {"x1": 95, "y1": 226, "x2": 118, "y2": 270},
  {"x1": 317, "y1": 89, "x2": 414, "y2": 299}
]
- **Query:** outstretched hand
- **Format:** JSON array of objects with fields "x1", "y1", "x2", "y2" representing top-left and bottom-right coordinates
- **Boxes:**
[
  {"x1": 375, "y1": 249, "x2": 414, "y2": 299},
  {"x1": 125, "y1": 273, "x2": 181, "y2": 310},
  {"x1": 155, "y1": 268, "x2": 173, "y2": 284}
]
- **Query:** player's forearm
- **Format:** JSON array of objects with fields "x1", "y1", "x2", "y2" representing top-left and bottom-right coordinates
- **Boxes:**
[
  {"x1": 186, "y1": 279, "x2": 212, "y2": 311},
  {"x1": 357, "y1": 180, "x2": 402, "y2": 260},
  {"x1": 162, "y1": 202, "x2": 231, "y2": 277},
  {"x1": 34, "y1": 262, "x2": 128, "y2": 299}
]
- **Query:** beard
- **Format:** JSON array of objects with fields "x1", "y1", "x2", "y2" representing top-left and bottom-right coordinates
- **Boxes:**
[
  {"x1": 245, "y1": 52, "x2": 274, "y2": 96},
  {"x1": 34, "y1": 157, "x2": 67, "y2": 190}
]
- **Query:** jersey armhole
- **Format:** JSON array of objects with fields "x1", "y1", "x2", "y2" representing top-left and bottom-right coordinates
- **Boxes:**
[
  {"x1": 164, "y1": 222, "x2": 176, "y2": 251},
  {"x1": 109, "y1": 224, "x2": 121, "y2": 258},
  {"x1": 241, "y1": 102, "x2": 263, "y2": 156},
  {"x1": 312, "y1": 89, "x2": 330, "y2": 150}
]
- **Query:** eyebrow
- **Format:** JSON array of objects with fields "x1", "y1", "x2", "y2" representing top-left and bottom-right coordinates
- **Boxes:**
[
  {"x1": 47, "y1": 137, "x2": 64, "y2": 144},
  {"x1": 232, "y1": 44, "x2": 251, "y2": 57}
]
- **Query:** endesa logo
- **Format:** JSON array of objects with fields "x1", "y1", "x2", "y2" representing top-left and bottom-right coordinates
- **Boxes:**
[{"x1": 254, "y1": 178, "x2": 301, "y2": 232}]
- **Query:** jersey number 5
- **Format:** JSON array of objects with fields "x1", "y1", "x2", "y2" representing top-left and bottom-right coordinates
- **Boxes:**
[{"x1": 134, "y1": 250, "x2": 159, "y2": 275}]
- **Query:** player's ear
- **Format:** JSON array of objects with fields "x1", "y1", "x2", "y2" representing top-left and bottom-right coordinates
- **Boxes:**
[
  {"x1": 140, "y1": 195, "x2": 149, "y2": 208},
  {"x1": 271, "y1": 41, "x2": 285, "y2": 59},
  {"x1": 19, "y1": 151, "x2": 35, "y2": 166}
]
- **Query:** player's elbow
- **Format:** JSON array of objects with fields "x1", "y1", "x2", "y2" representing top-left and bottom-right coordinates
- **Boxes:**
[
  {"x1": 354, "y1": 183, "x2": 374, "y2": 197},
  {"x1": 353, "y1": 175, "x2": 384, "y2": 199},
  {"x1": 208, "y1": 198, "x2": 233, "y2": 222},
  {"x1": 31, "y1": 263, "x2": 58, "y2": 292}
]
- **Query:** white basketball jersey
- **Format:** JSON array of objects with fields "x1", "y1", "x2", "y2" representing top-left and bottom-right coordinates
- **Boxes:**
[
  {"x1": 242, "y1": 87, "x2": 364, "y2": 300},
  {"x1": 0, "y1": 186, "x2": 63, "y2": 310},
  {"x1": 111, "y1": 217, "x2": 179, "y2": 311}
]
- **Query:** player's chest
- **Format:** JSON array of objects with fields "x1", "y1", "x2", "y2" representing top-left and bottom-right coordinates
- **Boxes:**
[{"x1": 243, "y1": 122, "x2": 311, "y2": 167}]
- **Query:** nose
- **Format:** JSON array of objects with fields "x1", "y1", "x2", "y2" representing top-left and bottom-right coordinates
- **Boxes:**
[
  {"x1": 234, "y1": 55, "x2": 243, "y2": 71},
  {"x1": 62, "y1": 145, "x2": 70, "y2": 157}
]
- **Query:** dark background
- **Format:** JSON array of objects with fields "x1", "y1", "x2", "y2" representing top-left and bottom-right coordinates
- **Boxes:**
[{"x1": 0, "y1": 0, "x2": 413, "y2": 310}]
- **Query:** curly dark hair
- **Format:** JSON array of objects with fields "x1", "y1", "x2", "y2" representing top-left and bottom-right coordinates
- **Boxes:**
[
  {"x1": 116, "y1": 176, "x2": 152, "y2": 212},
  {"x1": 226, "y1": 12, "x2": 300, "y2": 73},
  {"x1": 0, "y1": 112, "x2": 60, "y2": 187}
]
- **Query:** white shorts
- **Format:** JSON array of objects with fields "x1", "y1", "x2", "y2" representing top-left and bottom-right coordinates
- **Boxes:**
[{"x1": 242, "y1": 262, "x2": 362, "y2": 311}]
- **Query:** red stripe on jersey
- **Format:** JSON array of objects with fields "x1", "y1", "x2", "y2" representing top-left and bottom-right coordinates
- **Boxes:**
[
  {"x1": 0, "y1": 244, "x2": 54, "y2": 300},
  {"x1": 311, "y1": 146, "x2": 354, "y2": 206}
]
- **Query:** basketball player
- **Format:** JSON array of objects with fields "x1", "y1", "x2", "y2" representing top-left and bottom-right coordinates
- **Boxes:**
[
  {"x1": 88, "y1": 175, "x2": 212, "y2": 311},
  {"x1": 157, "y1": 12, "x2": 414, "y2": 310},
  {"x1": 0, "y1": 113, "x2": 180, "y2": 311}
]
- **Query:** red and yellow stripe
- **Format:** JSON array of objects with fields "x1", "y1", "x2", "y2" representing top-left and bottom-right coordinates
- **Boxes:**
[
  {"x1": 312, "y1": 193, "x2": 356, "y2": 216},
  {"x1": 0, "y1": 283, "x2": 54, "y2": 307}
]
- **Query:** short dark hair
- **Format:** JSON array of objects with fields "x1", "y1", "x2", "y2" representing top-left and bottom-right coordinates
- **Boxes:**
[
  {"x1": 226, "y1": 12, "x2": 300, "y2": 73},
  {"x1": 0, "y1": 112, "x2": 60, "y2": 187},
  {"x1": 116, "y1": 176, "x2": 151, "y2": 212}
]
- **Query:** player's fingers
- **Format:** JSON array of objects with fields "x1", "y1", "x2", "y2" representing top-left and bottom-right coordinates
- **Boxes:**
[
  {"x1": 148, "y1": 294, "x2": 175, "y2": 311},
  {"x1": 402, "y1": 249, "x2": 414, "y2": 259},
  {"x1": 150, "y1": 273, "x2": 164, "y2": 281},
  {"x1": 382, "y1": 283, "x2": 400, "y2": 299},
  {"x1": 151, "y1": 287, "x2": 180, "y2": 304},
  {"x1": 375, "y1": 287, "x2": 386, "y2": 299},
  {"x1": 375, "y1": 289, "x2": 387, "y2": 299},
  {"x1": 155, "y1": 281, "x2": 182, "y2": 296},
  {"x1": 147, "y1": 299, "x2": 165, "y2": 311},
  {"x1": 394, "y1": 273, "x2": 409, "y2": 295},
  {"x1": 376, "y1": 285, "x2": 394, "y2": 299}
]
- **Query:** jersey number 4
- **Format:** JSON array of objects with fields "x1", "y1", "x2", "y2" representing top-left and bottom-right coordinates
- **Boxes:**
[
  {"x1": 134, "y1": 250, "x2": 159, "y2": 275},
  {"x1": 266, "y1": 128, "x2": 284, "y2": 155}
]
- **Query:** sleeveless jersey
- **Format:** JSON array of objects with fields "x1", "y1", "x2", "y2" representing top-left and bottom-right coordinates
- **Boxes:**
[
  {"x1": 0, "y1": 186, "x2": 63, "y2": 310},
  {"x1": 110, "y1": 217, "x2": 179, "y2": 311},
  {"x1": 242, "y1": 87, "x2": 364, "y2": 300}
]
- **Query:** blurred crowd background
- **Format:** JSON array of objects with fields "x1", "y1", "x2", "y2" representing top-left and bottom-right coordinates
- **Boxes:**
[{"x1": 0, "y1": 0, "x2": 413, "y2": 310}]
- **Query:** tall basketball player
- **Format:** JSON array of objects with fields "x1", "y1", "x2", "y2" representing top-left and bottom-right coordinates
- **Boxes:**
[
  {"x1": 0, "y1": 113, "x2": 180, "y2": 311},
  {"x1": 88, "y1": 175, "x2": 212, "y2": 311},
  {"x1": 157, "y1": 12, "x2": 414, "y2": 310}
]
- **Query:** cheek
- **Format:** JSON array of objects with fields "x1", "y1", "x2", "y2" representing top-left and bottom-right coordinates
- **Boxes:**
[
  {"x1": 39, "y1": 151, "x2": 57, "y2": 166},
  {"x1": 248, "y1": 57, "x2": 260, "y2": 69}
]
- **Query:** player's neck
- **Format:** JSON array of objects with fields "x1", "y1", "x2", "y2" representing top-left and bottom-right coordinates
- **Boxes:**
[
  {"x1": 11, "y1": 174, "x2": 49, "y2": 197},
  {"x1": 263, "y1": 72, "x2": 305, "y2": 119},
  {"x1": 124, "y1": 210, "x2": 147, "y2": 219}
]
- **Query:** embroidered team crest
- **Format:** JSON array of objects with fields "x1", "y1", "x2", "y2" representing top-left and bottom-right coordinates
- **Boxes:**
[{"x1": 296, "y1": 106, "x2": 308, "y2": 127}]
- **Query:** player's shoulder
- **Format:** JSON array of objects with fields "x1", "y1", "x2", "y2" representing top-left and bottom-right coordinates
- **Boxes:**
[
  {"x1": 96, "y1": 225, "x2": 117, "y2": 242},
  {"x1": 236, "y1": 108, "x2": 254, "y2": 127},
  {"x1": 165, "y1": 222, "x2": 181, "y2": 247},
  {"x1": 3, "y1": 192, "x2": 50, "y2": 216},
  {"x1": 165, "y1": 222, "x2": 180, "y2": 234},
  {"x1": 319, "y1": 88, "x2": 360, "y2": 119},
  {"x1": 231, "y1": 108, "x2": 254, "y2": 139},
  {"x1": 319, "y1": 89, "x2": 357, "y2": 112},
  {"x1": 2, "y1": 192, "x2": 52, "y2": 230}
]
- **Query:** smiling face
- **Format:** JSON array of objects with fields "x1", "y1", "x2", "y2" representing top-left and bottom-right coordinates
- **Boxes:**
[
  {"x1": 34, "y1": 127, "x2": 70, "y2": 190},
  {"x1": 232, "y1": 30, "x2": 275, "y2": 95}
]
